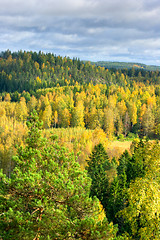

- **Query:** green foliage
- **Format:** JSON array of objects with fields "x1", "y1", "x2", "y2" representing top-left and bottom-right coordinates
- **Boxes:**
[
  {"x1": 86, "y1": 144, "x2": 111, "y2": 209},
  {"x1": 119, "y1": 140, "x2": 160, "y2": 239},
  {"x1": 107, "y1": 151, "x2": 131, "y2": 233},
  {"x1": 92, "y1": 61, "x2": 160, "y2": 71},
  {"x1": 126, "y1": 139, "x2": 150, "y2": 182},
  {"x1": 0, "y1": 51, "x2": 110, "y2": 93},
  {"x1": 1, "y1": 69, "x2": 160, "y2": 139},
  {"x1": 105, "y1": 140, "x2": 160, "y2": 239},
  {"x1": 1, "y1": 50, "x2": 160, "y2": 94},
  {"x1": 0, "y1": 111, "x2": 118, "y2": 239},
  {"x1": 1, "y1": 50, "x2": 160, "y2": 239}
]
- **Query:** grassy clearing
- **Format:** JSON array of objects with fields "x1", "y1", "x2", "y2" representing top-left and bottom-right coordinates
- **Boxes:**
[
  {"x1": 44, "y1": 127, "x2": 135, "y2": 164},
  {"x1": 107, "y1": 140, "x2": 132, "y2": 160}
]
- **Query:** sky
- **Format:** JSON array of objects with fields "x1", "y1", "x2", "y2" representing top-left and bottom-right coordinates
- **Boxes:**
[{"x1": 1, "y1": 0, "x2": 160, "y2": 65}]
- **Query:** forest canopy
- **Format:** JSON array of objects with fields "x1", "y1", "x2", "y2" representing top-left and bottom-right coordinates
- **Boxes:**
[
  {"x1": 1, "y1": 50, "x2": 160, "y2": 239},
  {"x1": 1, "y1": 50, "x2": 160, "y2": 93}
]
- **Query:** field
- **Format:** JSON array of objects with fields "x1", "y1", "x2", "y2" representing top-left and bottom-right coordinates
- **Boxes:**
[{"x1": 107, "y1": 140, "x2": 132, "y2": 159}]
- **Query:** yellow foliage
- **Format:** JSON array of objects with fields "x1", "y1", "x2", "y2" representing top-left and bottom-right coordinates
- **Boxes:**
[
  {"x1": 36, "y1": 76, "x2": 41, "y2": 84},
  {"x1": 147, "y1": 95, "x2": 156, "y2": 107},
  {"x1": 117, "y1": 100, "x2": 127, "y2": 117},
  {"x1": 4, "y1": 93, "x2": 11, "y2": 102},
  {"x1": 34, "y1": 61, "x2": 39, "y2": 70},
  {"x1": 92, "y1": 128, "x2": 108, "y2": 149},
  {"x1": 98, "y1": 202, "x2": 106, "y2": 223}
]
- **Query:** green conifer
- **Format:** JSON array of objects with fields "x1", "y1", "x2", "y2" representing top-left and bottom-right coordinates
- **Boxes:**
[
  {"x1": 0, "y1": 111, "x2": 119, "y2": 239},
  {"x1": 86, "y1": 143, "x2": 111, "y2": 209}
]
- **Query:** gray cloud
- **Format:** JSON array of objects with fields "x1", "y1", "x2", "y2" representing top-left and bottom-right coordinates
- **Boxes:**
[{"x1": 0, "y1": 0, "x2": 160, "y2": 65}]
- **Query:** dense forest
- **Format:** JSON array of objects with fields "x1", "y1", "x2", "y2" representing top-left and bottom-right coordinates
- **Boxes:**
[
  {"x1": 92, "y1": 61, "x2": 160, "y2": 71},
  {"x1": 0, "y1": 50, "x2": 160, "y2": 239},
  {"x1": 1, "y1": 49, "x2": 160, "y2": 93}
]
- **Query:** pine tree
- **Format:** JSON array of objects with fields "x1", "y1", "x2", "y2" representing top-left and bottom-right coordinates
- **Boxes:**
[{"x1": 0, "y1": 111, "x2": 119, "y2": 240}]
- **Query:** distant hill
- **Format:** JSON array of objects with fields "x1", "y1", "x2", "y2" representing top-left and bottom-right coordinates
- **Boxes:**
[
  {"x1": 1, "y1": 50, "x2": 160, "y2": 94},
  {"x1": 91, "y1": 61, "x2": 160, "y2": 71}
]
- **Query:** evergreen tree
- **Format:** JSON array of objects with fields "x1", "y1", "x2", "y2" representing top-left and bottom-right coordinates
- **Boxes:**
[
  {"x1": 86, "y1": 143, "x2": 111, "y2": 210},
  {"x1": 107, "y1": 151, "x2": 131, "y2": 234},
  {"x1": 0, "y1": 111, "x2": 119, "y2": 240},
  {"x1": 126, "y1": 139, "x2": 149, "y2": 182}
]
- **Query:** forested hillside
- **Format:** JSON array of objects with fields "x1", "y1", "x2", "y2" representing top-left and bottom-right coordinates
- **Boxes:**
[
  {"x1": 0, "y1": 50, "x2": 160, "y2": 239},
  {"x1": 92, "y1": 61, "x2": 160, "y2": 71},
  {"x1": 1, "y1": 50, "x2": 160, "y2": 93}
]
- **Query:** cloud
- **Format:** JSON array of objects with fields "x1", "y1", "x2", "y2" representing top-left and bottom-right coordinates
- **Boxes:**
[{"x1": 0, "y1": 0, "x2": 160, "y2": 65}]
